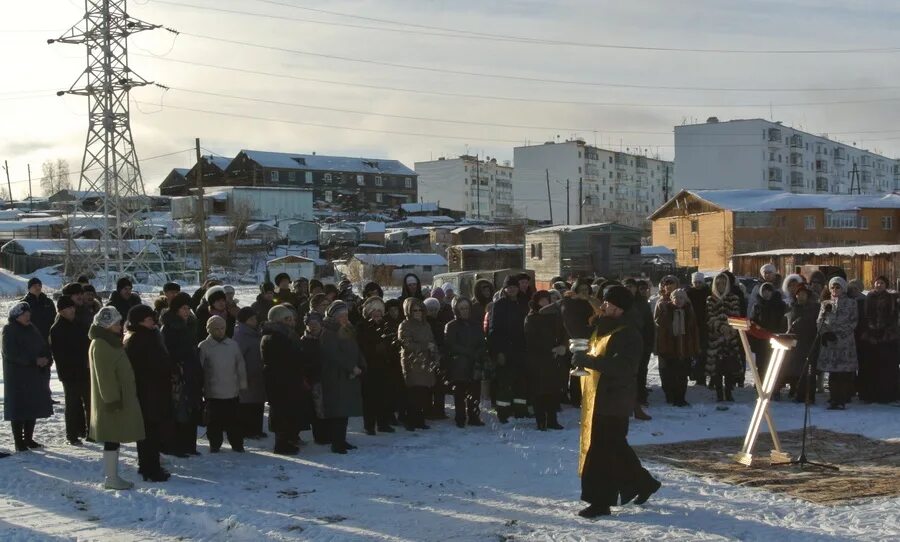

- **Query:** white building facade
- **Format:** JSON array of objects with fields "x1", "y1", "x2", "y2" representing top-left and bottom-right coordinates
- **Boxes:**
[
  {"x1": 513, "y1": 140, "x2": 672, "y2": 229},
  {"x1": 414, "y1": 155, "x2": 514, "y2": 221},
  {"x1": 674, "y1": 118, "x2": 900, "y2": 195}
]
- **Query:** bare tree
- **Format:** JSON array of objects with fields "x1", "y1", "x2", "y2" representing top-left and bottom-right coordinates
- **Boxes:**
[{"x1": 41, "y1": 159, "x2": 72, "y2": 196}]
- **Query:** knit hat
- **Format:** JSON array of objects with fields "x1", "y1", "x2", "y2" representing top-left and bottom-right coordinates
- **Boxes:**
[
  {"x1": 361, "y1": 296, "x2": 386, "y2": 319},
  {"x1": 9, "y1": 302, "x2": 31, "y2": 319},
  {"x1": 223, "y1": 285, "x2": 235, "y2": 295},
  {"x1": 205, "y1": 285, "x2": 227, "y2": 305},
  {"x1": 260, "y1": 281, "x2": 275, "y2": 294},
  {"x1": 127, "y1": 304, "x2": 156, "y2": 327},
  {"x1": 326, "y1": 300, "x2": 349, "y2": 319},
  {"x1": 169, "y1": 292, "x2": 192, "y2": 313},
  {"x1": 93, "y1": 306, "x2": 122, "y2": 328},
  {"x1": 760, "y1": 263, "x2": 777, "y2": 276},
  {"x1": 27, "y1": 277, "x2": 42, "y2": 289},
  {"x1": 116, "y1": 276, "x2": 133, "y2": 292},
  {"x1": 268, "y1": 304, "x2": 295, "y2": 323},
  {"x1": 237, "y1": 306, "x2": 257, "y2": 324},
  {"x1": 430, "y1": 286, "x2": 445, "y2": 300},
  {"x1": 304, "y1": 311, "x2": 323, "y2": 326},
  {"x1": 603, "y1": 285, "x2": 634, "y2": 312},
  {"x1": 504, "y1": 275, "x2": 518, "y2": 288},
  {"x1": 163, "y1": 282, "x2": 181, "y2": 293},
  {"x1": 56, "y1": 295, "x2": 76, "y2": 311},
  {"x1": 274, "y1": 272, "x2": 291, "y2": 286},
  {"x1": 206, "y1": 315, "x2": 226, "y2": 331},
  {"x1": 670, "y1": 288, "x2": 689, "y2": 306},
  {"x1": 423, "y1": 297, "x2": 441, "y2": 314},
  {"x1": 441, "y1": 282, "x2": 454, "y2": 294},
  {"x1": 691, "y1": 271, "x2": 705, "y2": 284},
  {"x1": 61, "y1": 282, "x2": 83, "y2": 296}
]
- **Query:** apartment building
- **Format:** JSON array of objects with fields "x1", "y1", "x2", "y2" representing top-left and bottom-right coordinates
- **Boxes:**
[
  {"x1": 513, "y1": 140, "x2": 672, "y2": 230},
  {"x1": 675, "y1": 117, "x2": 899, "y2": 194},
  {"x1": 414, "y1": 155, "x2": 514, "y2": 221}
]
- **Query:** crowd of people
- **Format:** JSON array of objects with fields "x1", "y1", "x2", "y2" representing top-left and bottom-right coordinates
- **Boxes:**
[{"x1": 1, "y1": 267, "x2": 897, "y2": 510}]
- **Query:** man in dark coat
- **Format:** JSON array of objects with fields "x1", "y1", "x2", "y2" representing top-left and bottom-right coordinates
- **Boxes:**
[
  {"x1": 61, "y1": 282, "x2": 94, "y2": 329},
  {"x1": 160, "y1": 292, "x2": 203, "y2": 456},
  {"x1": 319, "y1": 301, "x2": 365, "y2": 454},
  {"x1": 124, "y1": 304, "x2": 175, "y2": 481},
  {"x1": 3, "y1": 302, "x2": 54, "y2": 452},
  {"x1": 444, "y1": 297, "x2": 487, "y2": 428},
  {"x1": 356, "y1": 297, "x2": 397, "y2": 435},
  {"x1": 470, "y1": 279, "x2": 495, "y2": 336},
  {"x1": 750, "y1": 282, "x2": 787, "y2": 387},
  {"x1": 252, "y1": 282, "x2": 276, "y2": 324},
  {"x1": 107, "y1": 277, "x2": 142, "y2": 321},
  {"x1": 23, "y1": 277, "x2": 56, "y2": 343},
  {"x1": 262, "y1": 305, "x2": 316, "y2": 455},
  {"x1": 575, "y1": 286, "x2": 661, "y2": 518},
  {"x1": 488, "y1": 275, "x2": 528, "y2": 422},
  {"x1": 686, "y1": 273, "x2": 711, "y2": 386},
  {"x1": 50, "y1": 296, "x2": 92, "y2": 445},
  {"x1": 525, "y1": 291, "x2": 567, "y2": 430},
  {"x1": 858, "y1": 276, "x2": 899, "y2": 403},
  {"x1": 560, "y1": 278, "x2": 597, "y2": 407},
  {"x1": 273, "y1": 273, "x2": 298, "y2": 308},
  {"x1": 785, "y1": 284, "x2": 820, "y2": 403},
  {"x1": 626, "y1": 279, "x2": 654, "y2": 420},
  {"x1": 235, "y1": 308, "x2": 267, "y2": 439}
]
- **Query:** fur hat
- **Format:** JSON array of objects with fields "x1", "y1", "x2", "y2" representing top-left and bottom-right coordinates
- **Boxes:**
[
  {"x1": 237, "y1": 307, "x2": 257, "y2": 324},
  {"x1": 691, "y1": 272, "x2": 705, "y2": 284},
  {"x1": 127, "y1": 304, "x2": 156, "y2": 327},
  {"x1": 205, "y1": 315, "x2": 226, "y2": 332},
  {"x1": 828, "y1": 276, "x2": 847, "y2": 291},
  {"x1": 169, "y1": 292, "x2": 192, "y2": 313},
  {"x1": 361, "y1": 297, "x2": 386, "y2": 319},
  {"x1": 56, "y1": 295, "x2": 76, "y2": 312},
  {"x1": 423, "y1": 297, "x2": 441, "y2": 314},
  {"x1": 205, "y1": 285, "x2": 227, "y2": 305},
  {"x1": 603, "y1": 285, "x2": 634, "y2": 312},
  {"x1": 9, "y1": 302, "x2": 31, "y2": 319},
  {"x1": 325, "y1": 300, "x2": 349, "y2": 319},
  {"x1": 267, "y1": 304, "x2": 295, "y2": 323},
  {"x1": 760, "y1": 263, "x2": 777, "y2": 277},
  {"x1": 93, "y1": 306, "x2": 122, "y2": 328}
]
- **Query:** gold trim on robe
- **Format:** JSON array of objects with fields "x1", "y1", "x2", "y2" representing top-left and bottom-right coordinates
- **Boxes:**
[{"x1": 578, "y1": 325, "x2": 625, "y2": 476}]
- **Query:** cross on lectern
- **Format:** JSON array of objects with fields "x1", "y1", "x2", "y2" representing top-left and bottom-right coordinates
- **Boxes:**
[{"x1": 728, "y1": 317, "x2": 796, "y2": 466}]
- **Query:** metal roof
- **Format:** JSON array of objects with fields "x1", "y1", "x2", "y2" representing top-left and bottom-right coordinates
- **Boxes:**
[{"x1": 241, "y1": 150, "x2": 416, "y2": 176}]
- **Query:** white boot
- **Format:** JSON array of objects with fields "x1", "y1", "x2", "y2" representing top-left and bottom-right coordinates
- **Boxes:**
[{"x1": 103, "y1": 450, "x2": 134, "y2": 490}]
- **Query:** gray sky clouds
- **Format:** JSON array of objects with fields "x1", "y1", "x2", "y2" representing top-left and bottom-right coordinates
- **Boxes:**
[{"x1": 3, "y1": 0, "x2": 900, "y2": 198}]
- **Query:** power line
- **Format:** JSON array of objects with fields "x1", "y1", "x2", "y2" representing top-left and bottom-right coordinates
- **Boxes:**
[
  {"x1": 178, "y1": 31, "x2": 900, "y2": 93},
  {"x1": 1, "y1": 149, "x2": 194, "y2": 186},
  {"x1": 138, "y1": 55, "x2": 900, "y2": 110},
  {"x1": 245, "y1": 0, "x2": 900, "y2": 55}
]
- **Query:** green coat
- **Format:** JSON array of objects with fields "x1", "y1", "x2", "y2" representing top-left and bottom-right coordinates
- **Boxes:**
[{"x1": 89, "y1": 325, "x2": 145, "y2": 444}]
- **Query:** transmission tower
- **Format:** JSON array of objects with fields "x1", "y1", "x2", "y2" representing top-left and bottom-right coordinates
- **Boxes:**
[{"x1": 50, "y1": 1, "x2": 168, "y2": 288}]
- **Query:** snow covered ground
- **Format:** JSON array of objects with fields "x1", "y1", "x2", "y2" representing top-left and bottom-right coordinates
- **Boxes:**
[{"x1": 0, "y1": 290, "x2": 898, "y2": 541}]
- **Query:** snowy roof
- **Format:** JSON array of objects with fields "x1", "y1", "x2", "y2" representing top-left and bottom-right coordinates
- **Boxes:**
[
  {"x1": 51, "y1": 190, "x2": 104, "y2": 200},
  {"x1": 246, "y1": 222, "x2": 280, "y2": 233},
  {"x1": 450, "y1": 225, "x2": 510, "y2": 234},
  {"x1": 241, "y1": 150, "x2": 416, "y2": 176},
  {"x1": 204, "y1": 155, "x2": 232, "y2": 171},
  {"x1": 1, "y1": 239, "x2": 159, "y2": 256},
  {"x1": 361, "y1": 221, "x2": 386, "y2": 233},
  {"x1": 401, "y1": 202, "x2": 438, "y2": 213},
  {"x1": 528, "y1": 222, "x2": 637, "y2": 234},
  {"x1": 268, "y1": 255, "x2": 315, "y2": 264},
  {"x1": 399, "y1": 216, "x2": 456, "y2": 225},
  {"x1": 173, "y1": 168, "x2": 190, "y2": 177},
  {"x1": 687, "y1": 190, "x2": 900, "y2": 212},
  {"x1": 734, "y1": 244, "x2": 900, "y2": 258},
  {"x1": 449, "y1": 244, "x2": 523, "y2": 252},
  {"x1": 352, "y1": 253, "x2": 448, "y2": 267},
  {"x1": 641, "y1": 245, "x2": 675, "y2": 256},
  {"x1": 0, "y1": 217, "x2": 65, "y2": 231},
  {"x1": 386, "y1": 228, "x2": 430, "y2": 238},
  {"x1": 0, "y1": 209, "x2": 24, "y2": 220}
]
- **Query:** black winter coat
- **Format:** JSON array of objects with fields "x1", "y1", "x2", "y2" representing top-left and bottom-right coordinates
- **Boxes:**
[
  {"x1": 107, "y1": 291, "x2": 142, "y2": 323},
  {"x1": 525, "y1": 304, "x2": 568, "y2": 396},
  {"x1": 687, "y1": 285, "x2": 711, "y2": 343},
  {"x1": 488, "y1": 296, "x2": 526, "y2": 361},
  {"x1": 580, "y1": 317, "x2": 640, "y2": 418},
  {"x1": 2, "y1": 319, "x2": 53, "y2": 421},
  {"x1": 444, "y1": 313, "x2": 487, "y2": 383},
  {"x1": 560, "y1": 295, "x2": 594, "y2": 340},
  {"x1": 470, "y1": 279, "x2": 494, "y2": 335},
  {"x1": 23, "y1": 292, "x2": 56, "y2": 342},
  {"x1": 124, "y1": 325, "x2": 175, "y2": 423},
  {"x1": 261, "y1": 321, "x2": 315, "y2": 428},
  {"x1": 195, "y1": 305, "x2": 234, "y2": 341},
  {"x1": 49, "y1": 315, "x2": 90, "y2": 382},
  {"x1": 356, "y1": 318, "x2": 393, "y2": 373},
  {"x1": 251, "y1": 294, "x2": 275, "y2": 323},
  {"x1": 160, "y1": 309, "x2": 203, "y2": 422},
  {"x1": 786, "y1": 300, "x2": 820, "y2": 379}
]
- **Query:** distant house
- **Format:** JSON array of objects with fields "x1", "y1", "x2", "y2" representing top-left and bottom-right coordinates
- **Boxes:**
[
  {"x1": 525, "y1": 223, "x2": 644, "y2": 287},
  {"x1": 344, "y1": 253, "x2": 448, "y2": 286},
  {"x1": 449, "y1": 225, "x2": 520, "y2": 246},
  {"x1": 223, "y1": 150, "x2": 418, "y2": 211},
  {"x1": 731, "y1": 244, "x2": 900, "y2": 288},
  {"x1": 171, "y1": 187, "x2": 314, "y2": 222},
  {"x1": 158, "y1": 168, "x2": 191, "y2": 197},
  {"x1": 267, "y1": 254, "x2": 316, "y2": 280},
  {"x1": 159, "y1": 155, "x2": 233, "y2": 197},
  {"x1": 446, "y1": 244, "x2": 524, "y2": 272}
]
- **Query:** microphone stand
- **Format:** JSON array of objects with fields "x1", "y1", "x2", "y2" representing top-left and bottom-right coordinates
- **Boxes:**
[{"x1": 776, "y1": 302, "x2": 838, "y2": 471}]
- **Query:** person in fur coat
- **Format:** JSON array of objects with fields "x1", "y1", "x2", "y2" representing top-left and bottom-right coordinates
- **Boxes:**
[{"x1": 706, "y1": 273, "x2": 743, "y2": 402}]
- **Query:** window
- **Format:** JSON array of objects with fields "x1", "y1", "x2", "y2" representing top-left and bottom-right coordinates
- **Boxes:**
[
  {"x1": 305, "y1": 172, "x2": 313, "y2": 184},
  {"x1": 882, "y1": 216, "x2": 894, "y2": 230},
  {"x1": 691, "y1": 247, "x2": 699, "y2": 259},
  {"x1": 288, "y1": 171, "x2": 296, "y2": 183},
  {"x1": 375, "y1": 176, "x2": 383, "y2": 187},
  {"x1": 669, "y1": 222, "x2": 677, "y2": 235},
  {"x1": 804, "y1": 215, "x2": 816, "y2": 230},
  {"x1": 690, "y1": 220, "x2": 698, "y2": 233},
  {"x1": 324, "y1": 173, "x2": 332, "y2": 183},
  {"x1": 734, "y1": 212, "x2": 774, "y2": 228},
  {"x1": 825, "y1": 211, "x2": 858, "y2": 229},
  {"x1": 404, "y1": 177, "x2": 413, "y2": 189},
  {"x1": 375, "y1": 192, "x2": 383, "y2": 203},
  {"x1": 530, "y1": 242, "x2": 543, "y2": 260},
  {"x1": 422, "y1": 265, "x2": 432, "y2": 272},
  {"x1": 859, "y1": 216, "x2": 869, "y2": 230},
  {"x1": 356, "y1": 174, "x2": 365, "y2": 186},
  {"x1": 270, "y1": 171, "x2": 280, "y2": 183},
  {"x1": 324, "y1": 190, "x2": 333, "y2": 203}
]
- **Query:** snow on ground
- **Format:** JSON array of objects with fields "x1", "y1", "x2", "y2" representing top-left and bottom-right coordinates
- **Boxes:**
[{"x1": 0, "y1": 291, "x2": 898, "y2": 541}]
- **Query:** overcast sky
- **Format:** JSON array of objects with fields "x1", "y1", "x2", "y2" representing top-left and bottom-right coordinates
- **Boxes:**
[{"x1": 3, "y1": 0, "x2": 900, "y2": 199}]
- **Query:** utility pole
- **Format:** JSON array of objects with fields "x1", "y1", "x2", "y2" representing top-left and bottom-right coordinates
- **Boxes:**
[
  {"x1": 3, "y1": 160, "x2": 11, "y2": 205},
  {"x1": 545, "y1": 169, "x2": 553, "y2": 223},
  {"x1": 663, "y1": 166, "x2": 670, "y2": 201},
  {"x1": 578, "y1": 178, "x2": 583, "y2": 225},
  {"x1": 195, "y1": 138, "x2": 209, "y2": 283},
  {"x1": 27, "y1": 164, "x2": 32, "y2": 211},
  {"x1": 566, "y1": 179, "x2": 570, "y2": 225}
]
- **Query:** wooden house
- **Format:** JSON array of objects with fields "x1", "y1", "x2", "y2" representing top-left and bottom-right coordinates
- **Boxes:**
[
  {"x1": 446, "y1": 244, "x2": 524, "y2": 272},
  {"x1": 731, "y1": 244, "x2": 900, "y2": 288}
]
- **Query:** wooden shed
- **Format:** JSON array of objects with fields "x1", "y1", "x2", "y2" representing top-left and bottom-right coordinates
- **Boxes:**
[
  {"x1": 446, "y1": 244, "x2": 524, "y2": 272},
  {"x1": 525, "y1": 223, "x2": 644, "y2": 288},
  {"x1": 731, "y1": 244, "x2": 900, "y2": 288},
  {"x1": 267, "y1": 255, "x2": 316, "y2": 280}
]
